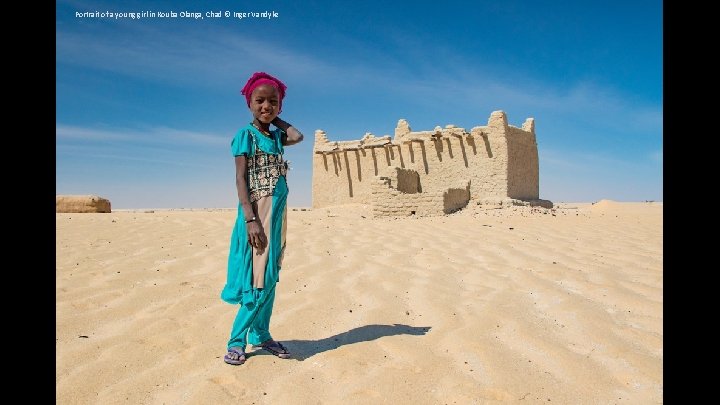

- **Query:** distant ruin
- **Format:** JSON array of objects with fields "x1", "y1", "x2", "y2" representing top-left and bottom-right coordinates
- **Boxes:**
[
  {"x1": 312, "y1": 111, "x2": 552, "y2": 217},
  {"x1": 56, "y1": 195, "x2": 112, "y2": 213}
]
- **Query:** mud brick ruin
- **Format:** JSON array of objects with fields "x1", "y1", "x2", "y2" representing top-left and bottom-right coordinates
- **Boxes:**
[{"x1": 312, "y1": 111, "x2": 552, "y2": 217}]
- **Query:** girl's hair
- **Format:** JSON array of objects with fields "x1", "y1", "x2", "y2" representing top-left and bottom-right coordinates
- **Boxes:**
[{"x1": 241, "y1": 72, "x2": 288, "y2": 113}]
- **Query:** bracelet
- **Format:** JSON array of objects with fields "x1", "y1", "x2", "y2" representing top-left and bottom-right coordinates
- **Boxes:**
[{"x1": 245, "y1": 216, "x2": 256, "y2": 223}]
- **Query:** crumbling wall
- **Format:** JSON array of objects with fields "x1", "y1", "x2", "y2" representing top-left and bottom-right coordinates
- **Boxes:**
[
  {"x1": 370, "y1": 168, "x2": 444, "y2": 217},
  {"x1": 506, "y1": 118, "x2": 539, "y2": 200},
  {"x1": 311, "y1": 132, "x2": 395, "y2": 207}
]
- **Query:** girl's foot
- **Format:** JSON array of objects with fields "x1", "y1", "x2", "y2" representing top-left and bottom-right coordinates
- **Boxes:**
[
  {"x1": 259, "y1": 339, "x2": 291, "y2": 359},
  {"x1": 224, "y1": 347, "x2": 247, "y2": 365}
]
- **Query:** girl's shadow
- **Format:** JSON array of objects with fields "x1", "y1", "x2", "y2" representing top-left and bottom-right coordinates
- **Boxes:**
[{"x1": 250, "y1": 324, "x2": 431, "y2": 361}]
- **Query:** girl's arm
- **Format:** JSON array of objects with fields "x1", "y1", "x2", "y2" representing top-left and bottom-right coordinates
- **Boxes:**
[
  {"x1": 235, "y1": 155, "x2": 267, "y2": 250},
  {"x1": 272, "y1": 117, "x2": 304, "y2": 146}
]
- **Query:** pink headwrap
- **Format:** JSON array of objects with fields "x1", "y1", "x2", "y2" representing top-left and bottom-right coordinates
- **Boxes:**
[{"x1": 240, "y1": 72, "x2": 288, "y2": 113}]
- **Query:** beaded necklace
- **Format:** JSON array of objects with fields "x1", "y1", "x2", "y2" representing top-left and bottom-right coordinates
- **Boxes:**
[{"x1": 252, "y1": 122, "x2": 273, "y2": 138}]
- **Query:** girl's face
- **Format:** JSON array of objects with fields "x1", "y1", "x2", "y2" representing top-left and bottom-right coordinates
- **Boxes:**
[{"x1": 250, "y1": 84, "x2": 279, "y2": 124}]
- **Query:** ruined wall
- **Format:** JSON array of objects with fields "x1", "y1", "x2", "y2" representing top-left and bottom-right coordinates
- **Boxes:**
[
  {"x1": 467, "y1": 111, "x2": 510, "y2": 198},
  {"x1": 506, "y1": 118, "x2": 539, "y2": 200},
  {"x1": 311, "y1": 135, "x2": 395, "y2": 207},
  {"x1": 369, "y1": 166, "x2": 472, "y2": 217},
  {"x1": 312, "y1": 111, "x2": 541, "y2": 216},
  {"x1": 370, "y1": 171, "x2": 444, "y2": 217}
]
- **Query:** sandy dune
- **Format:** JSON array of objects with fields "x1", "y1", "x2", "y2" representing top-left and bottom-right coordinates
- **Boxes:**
[{"x1": 56, "y1": 201, "x2": 662, "y2": 404}]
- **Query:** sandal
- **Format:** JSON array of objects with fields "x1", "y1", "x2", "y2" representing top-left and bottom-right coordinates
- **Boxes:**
[
  {"x1": 259, "y1": 340, "x2": 291, "y2": 359},
  {"x1": 224, "y1": 347, "x2": 247, "y2": 365}
]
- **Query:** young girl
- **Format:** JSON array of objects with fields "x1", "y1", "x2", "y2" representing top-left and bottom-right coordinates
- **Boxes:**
[{"x1": 220, "y1": 72, "x2": 304, "y2": 365}]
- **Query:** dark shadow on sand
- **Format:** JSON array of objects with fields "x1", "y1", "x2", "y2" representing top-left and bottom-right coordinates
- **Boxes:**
[{"x1": 249, "y1": 324, "x2": 431, "y2": 361}]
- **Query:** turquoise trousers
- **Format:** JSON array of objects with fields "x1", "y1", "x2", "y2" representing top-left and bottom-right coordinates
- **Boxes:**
[{"x1": 227, "y1": 284, "x2": 276, "y2": 350}]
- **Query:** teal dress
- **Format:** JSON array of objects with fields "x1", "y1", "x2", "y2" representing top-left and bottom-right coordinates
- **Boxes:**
[{"x1": 221, "y1": 123, "x2": 289, "y2": 349}]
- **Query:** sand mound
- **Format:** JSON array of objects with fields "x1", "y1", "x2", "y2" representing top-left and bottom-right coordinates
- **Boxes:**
[{"x1": 590, "y1": 199, "x2": 620, "y2": 212}]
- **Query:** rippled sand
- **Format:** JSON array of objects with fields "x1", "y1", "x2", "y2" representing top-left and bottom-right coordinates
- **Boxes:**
[{"x1": 56, "y1": 200, "x2": 662, "y2": 404}]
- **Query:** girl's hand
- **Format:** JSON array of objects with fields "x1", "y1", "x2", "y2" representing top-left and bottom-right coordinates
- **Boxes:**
[
  {"x1": 272, "y1": 117, "x2": 304, "y2": 145},
  {"x1": 247, "y1": 221, "x2": 267, "y2": 250}
]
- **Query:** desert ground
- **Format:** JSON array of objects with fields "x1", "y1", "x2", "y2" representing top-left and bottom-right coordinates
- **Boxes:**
[{"x1": 56, "y1": 200, "x2": 662, "y2": 404}]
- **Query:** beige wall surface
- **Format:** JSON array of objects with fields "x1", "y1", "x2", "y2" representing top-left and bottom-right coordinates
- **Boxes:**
[{"x1": 312, "y1": 111, "x2": 544, "y2": 216}]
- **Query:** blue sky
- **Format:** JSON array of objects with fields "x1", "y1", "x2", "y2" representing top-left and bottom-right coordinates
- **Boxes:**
[{"x1": 56, "y1": 0, "x2": 663, "y2": 208}]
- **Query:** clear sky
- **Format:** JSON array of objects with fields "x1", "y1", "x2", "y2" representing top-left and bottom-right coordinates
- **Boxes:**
[{"x1": 56, "y1": 0, "x2": 663, "y2": 209}]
